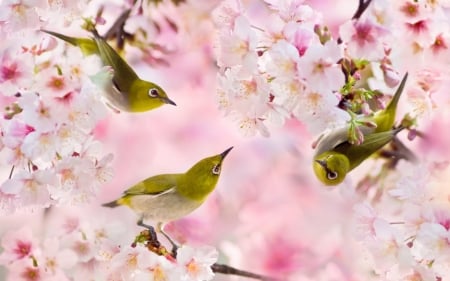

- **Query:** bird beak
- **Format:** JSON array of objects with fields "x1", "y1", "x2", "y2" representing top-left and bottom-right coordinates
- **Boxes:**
[
  {"x1": 220, "y1": 146, "x2": 233, "y2": 160},
  {"x1": 162, "y1": 97, "x2": 177, "y2": 106},
  {"x1": 315, "y1": 159, "x2": 327, "y2": 169}
]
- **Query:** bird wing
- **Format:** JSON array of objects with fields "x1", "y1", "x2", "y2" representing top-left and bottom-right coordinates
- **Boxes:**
[
  {"x1": 41, "y1": 30, "x2": 98, "y2": 56},
  {"x1": 93, "y1": 34, "x2": 139, "y2": 93},
  {"x1": 124, "y1": 174, "x2": 180, "y2": 196},
  {"x1": 334, "y1": 128, "x2": 402, "y2": 170},
  {"x1": 314, "y1": 125, "x2": 374, "y2": 157}
]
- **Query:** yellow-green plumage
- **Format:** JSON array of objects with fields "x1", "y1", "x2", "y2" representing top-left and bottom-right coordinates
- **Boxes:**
[
  {"x1": 370, "y1": 73, "x2": 407, "y2": 133},
  {"x1": 313, "y1": 73, "x2": 408, "y2": 186},
  {"x1": 41, "y1": 29, "x2": 176, "y2": 112},
  {"x1": 103, "y1": 147, "x2": 233, "y2": 225}
]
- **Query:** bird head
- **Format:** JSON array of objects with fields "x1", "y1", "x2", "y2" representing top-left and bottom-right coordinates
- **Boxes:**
[
  {"x1": 188, "y1": 146, "x2": 233, "y2": 178},
  {"x1": 181, "y1": 147, "x2": 233, "y2": 201},
  {"x1": 313, "y1": 152, "x2": 350, "y2": 186},
  {"x1": 131, "y1": 81, "x2": 176, "y2": 112}
]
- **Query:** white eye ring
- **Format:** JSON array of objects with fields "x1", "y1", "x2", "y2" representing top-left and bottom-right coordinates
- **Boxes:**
[
  {"x1": 327, "y1": 170, "x2": 338, "y2": 180},
  {"x1": 148, "y1": 88, "x2": 159, "y2": 98},
  {"x1": 212, "y1": 165, "x2": 221, "y2": 175}
]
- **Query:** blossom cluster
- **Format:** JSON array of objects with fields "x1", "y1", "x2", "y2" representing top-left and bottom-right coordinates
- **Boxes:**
[
  {"x1": 213, "y1": 0, "x2": 450, "y2": 279},
  {"x1": 213, "y1": 0, "x2": 450, "y2": 137},
  {"x1": 0, "y1": 1, "x2": 224, "y2": 281},
  {"x1": 0, "y1": 0, "x2": 183, "y2": 214},
  {"x1": 0, "y1": 207, "x2": 217, "y2": 281},
  {"x1": 1, "y1": 0, "x2": 450, "y2": 280},
  {"x1": 0, "y1": 3, "x2": 113, "y2": 213},
  {"x1": 214, "y1": 0, "x2": 349, "y2": 136},
  {"x1": 353, "y1": 160, "x2": 450, "y2": 280}
]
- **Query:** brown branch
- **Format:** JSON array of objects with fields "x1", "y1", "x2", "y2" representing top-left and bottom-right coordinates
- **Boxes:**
[
  {"x1": 352, "y1": 0, "x2": 373, "y2": 20},
  {"x1": 103, "y1": 8, "x2": 131, "y2": 39},
  {"x1": 212, "y1": 263, "x2": 282, "y2": 281},
  {"x1": 337, "y1": 0, "x2": 373, "y2": 44},
  {"x1": 8, "y1": 165, "x2": 14, "y2": 179},
  {"x1": 103, "y1": 8, "x2": 132, "y2": 50},
  {"x1": 134, "y1": 229, "x2": 282, "y2": 281}
]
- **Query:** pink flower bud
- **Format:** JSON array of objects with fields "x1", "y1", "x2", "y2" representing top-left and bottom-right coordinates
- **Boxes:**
[
  {"x1": 381, "y1": 64, "x2": 400, "y2": 87},
  {"x1": 408, "y1": 129, "x2": 417, "y2": 141}
]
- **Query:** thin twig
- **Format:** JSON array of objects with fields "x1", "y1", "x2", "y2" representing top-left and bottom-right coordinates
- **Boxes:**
[
  {"x1": 133, "y1": 228, "x2": 282, "y2": 281},
  {"x1": 101, "y1": 8, "x2": 133, "y2": 51},
  {"x1": 212, "y1": 263, "x2": 282, "y2": 281},
  {"x1": 351, "y1": 0, "x2": 373, "y2": 20},
  {"x1": 103, "y1": 9, "x2": 132, "y2": 40},
  {"x1": 337, "y1": 0, "x2": 373, "y2": 44},
  {"x1": 8, "y1": 165, "x2": 15, "y2": 179}
]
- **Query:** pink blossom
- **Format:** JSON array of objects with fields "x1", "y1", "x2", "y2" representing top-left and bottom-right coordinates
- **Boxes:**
[
  {"x1": 291, "y1": 26, "x2": 313, "y2": 56},
  {"x1": 175, "y1": 245, "x2": 217, "y2": 281},
  {"x1": 388, "y1": 162, "x2": 430, "y2": 203},
  {"x1": 265, "y1": 0, "x2": 318, "y2": 24},
  {"x1": 261, "y1": 40, "x2": 301, "y2": 80},
  {"x1": 0, "y1": 0, "x2": 44, "y2": 32},
  {"x1": 17, "y1": 93, "x2": 62, "y2": 133},
  {"x1": 0, "y1": 227, "x2": 37, "y2": 263},
  {"x1": 211, "y1": 0, "x2": 243, "y2": 29},
  {"x1": 0, "y1": 47, "x2": 33, "y2": 95},
  {"x1": 216, "y1": 15, "x2": 258, "y2": 72},
  {"x1": 339, "y1": 18, "x2": 388, "y2": 60},
  {"x1": 8, "y1": 261, "x2": 47, "y2": 281},
  {"x1": 1, "y1": 0, "x2": 450, "y2": 280},
  {"x1": 353, "y1": 202, "x2": 378, "y2": 239},
  {"x1": 412, "y1": 222, "x2": 450, "y2": 261},
  {"x1": 1, "y1": 170, "x2": 55, "y2": 210},
  {"x1": 366, "y1": 218, "x2": 414, "y2": 273},
  {"x1": 300, "y1": 40, "x2": 344, "y2": 93},
  {"x1": 2, "y1": 120, "x2": 35, "y2": 149},
  {"x1": 40, "y1": 238, "x2": 77, "y2": 279}
]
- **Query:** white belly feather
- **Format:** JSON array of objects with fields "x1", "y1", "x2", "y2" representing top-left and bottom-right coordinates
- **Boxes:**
[{"x1": 128, "y1": 188, "x2": 202, "y2": 223}]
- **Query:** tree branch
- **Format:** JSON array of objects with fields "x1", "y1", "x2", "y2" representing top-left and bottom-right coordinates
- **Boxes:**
[
  {"x1": 134, "y1": 229, "x2": 282, "y2": 281},
  {"x1": 103, "y1": 8, "x2": 132, "y2": 50},
  {"x1": 351, "y1": 0, "x2": 373, "y2": 20},
  {"x1": 212, "y1": 263, "x2": 282, "y2": 281}
]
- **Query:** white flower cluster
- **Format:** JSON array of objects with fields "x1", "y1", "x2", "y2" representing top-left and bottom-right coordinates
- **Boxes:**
[
  {"x1": 0, "y1": 2, "x2": 222, "y2": 281},
  {"x1": 213, "y1": 0, "x2": 349, "y2": 136},
  {"x1": 0, "y1": 208, "x2": 218, "y2": 281},
  {"x1": 0, "y1": 4, "x2": 113, "y2": 212},
  {"x1": 354, "y1": 161, "x2": 450, "y2": 280}
]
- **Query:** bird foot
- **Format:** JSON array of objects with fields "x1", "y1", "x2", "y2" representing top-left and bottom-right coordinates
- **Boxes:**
[
  {"x1": 170, "y1": 244, "x2": 179, "y2": 258},
  {"x1": 132, "y1": 229, "x2": 177, "y2": 259}
]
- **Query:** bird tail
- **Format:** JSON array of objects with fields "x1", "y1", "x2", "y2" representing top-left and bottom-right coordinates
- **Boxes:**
[
  {"x1": 40, "y1": 29, "x2": 80, "y2": 46},
  {"x1": 385, "y1": 73, "x2": 408, "y2": 115},
  {"x1": 40, "y1": 29, "x2": 98, "y2": 56},
  {"x1": 102, "y1": 200, "x2": 120, "y2": 208}
]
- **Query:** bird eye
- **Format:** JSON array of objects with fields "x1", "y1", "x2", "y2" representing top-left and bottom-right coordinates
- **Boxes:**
[
  {"x1": 327, "y1": 170, "x2": 338, "y2": 180},
  {"x1": 212, "y1": 164, "x2": 221, "y2": 175},
  {"x1": 148, "y1": 88, "x2": 159, "y2": 98}
]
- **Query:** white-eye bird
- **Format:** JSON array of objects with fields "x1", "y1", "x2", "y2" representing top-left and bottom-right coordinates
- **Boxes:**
[
  {"x1": 41, "y1": 29, "x2": 176, "y2": 112},
  {"x1": 313, "y1": 73, "x2": 408, "y2": 186},
  {"x1": 102, "y1": 147, "x2": 233, "y2": 246}
]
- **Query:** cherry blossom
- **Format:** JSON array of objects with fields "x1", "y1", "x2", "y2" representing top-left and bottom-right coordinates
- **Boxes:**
[
  {"x1": 175, "y1": 245, "x2": 218, "y2": 281},
  {"x1": 1, "y1": 0, "x2": 450, "y2": 280}
]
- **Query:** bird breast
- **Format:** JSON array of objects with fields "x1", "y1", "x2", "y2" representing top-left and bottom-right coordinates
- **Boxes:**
[{"x1": 128, "y1": 188, "x2": 202, "y2": 223}]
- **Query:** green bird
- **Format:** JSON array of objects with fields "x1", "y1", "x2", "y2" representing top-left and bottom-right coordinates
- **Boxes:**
[
  {"x1": 102, "y1": 147, "x2": 233, "y2": 247},
  {"x1": 41, "y1": 29, "x2": 176, "y2": 112},
  {"x1": 313, "y1": 73, "x2": 408, "y2": 186}
]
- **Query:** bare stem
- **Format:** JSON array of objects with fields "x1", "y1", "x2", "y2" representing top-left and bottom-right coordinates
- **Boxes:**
[
  {"x1": 103, "y1": 8, "x2": 132, "y2": 49},
  {"x1": 352, "y1": 0, "x2": 373, "y2": 20},
  {"x1": 134, "y1": 227, "x2": 281, "y2": 281},
  {"x1": 212, "y1": 263, "x2": 282, "y2": 281}
]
